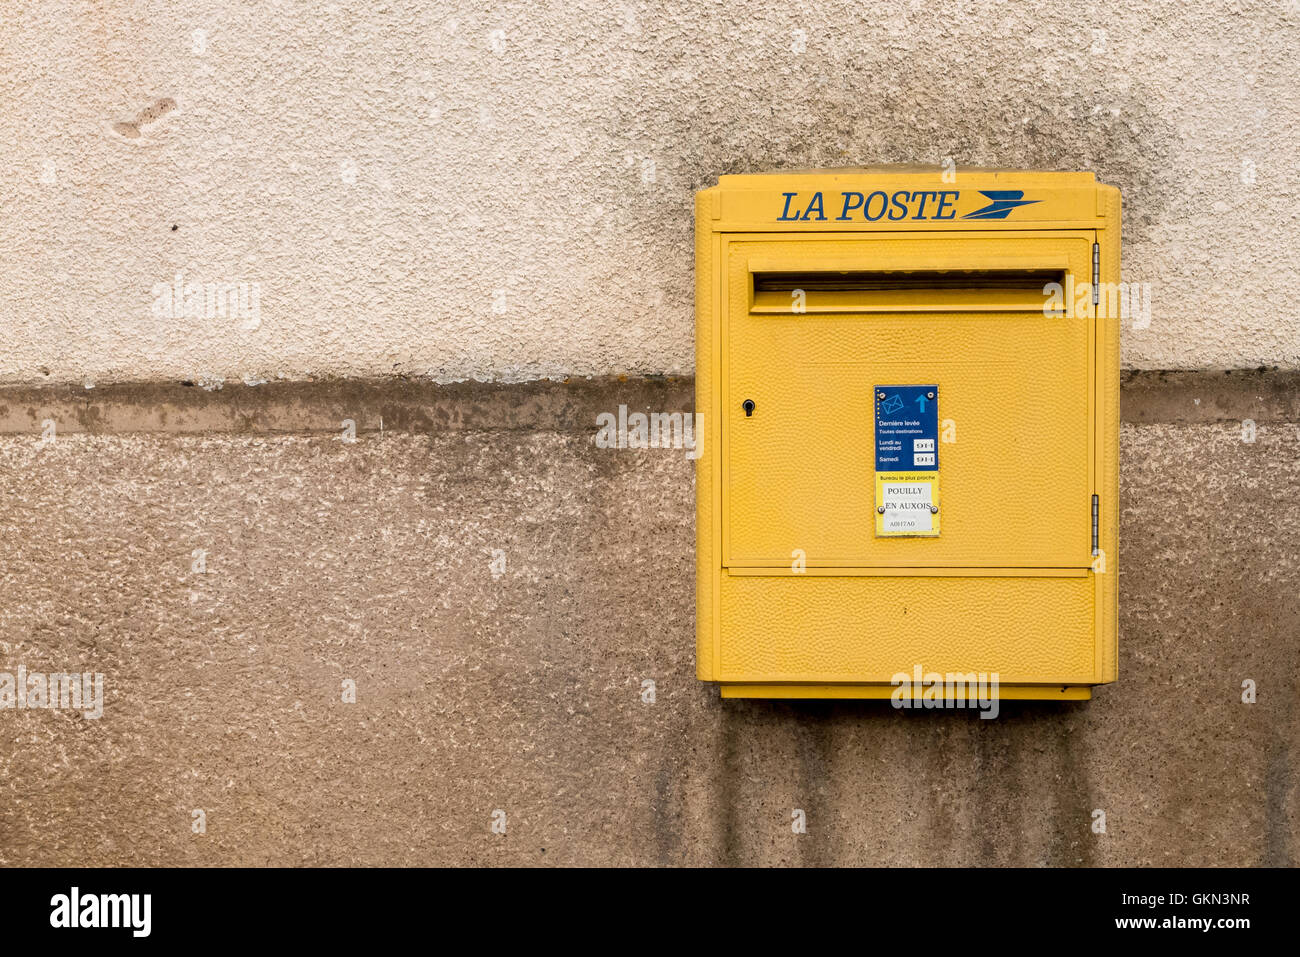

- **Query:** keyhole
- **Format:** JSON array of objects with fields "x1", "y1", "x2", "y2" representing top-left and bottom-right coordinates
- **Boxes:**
[{"x1": 742, "y1": 399, "x2": 755, "y2": 417}]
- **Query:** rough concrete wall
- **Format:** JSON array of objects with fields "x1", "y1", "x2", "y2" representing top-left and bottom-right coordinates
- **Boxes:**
[
  {"x1": 0, "y1": 375, "x2": 1295, "y2": 866},
  {"x1": 2, "y1": 1, "x2": 1298, "y2": 385}
]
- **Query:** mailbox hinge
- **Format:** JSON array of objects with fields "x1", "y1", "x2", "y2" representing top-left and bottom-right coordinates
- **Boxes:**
[
  {"x1": 1091, "y1": 243, "x2": 1100, "y2": 306},
  {"x1": 1091, "y1": 494, "x2": 1100, "y2": 556}
]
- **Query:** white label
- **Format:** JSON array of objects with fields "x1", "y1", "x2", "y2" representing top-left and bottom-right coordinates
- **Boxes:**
[
  {"x1": 912, "y1": 452, "x2": 935, "y2": 466},
  {"x1": 880, "y1": 481, "x2": 933, "y2": 533},
  {"x1": 913, "y1": 439, "x2": 935, "y2": 452}
]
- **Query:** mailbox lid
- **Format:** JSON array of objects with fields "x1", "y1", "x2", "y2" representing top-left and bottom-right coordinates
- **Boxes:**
[
  {"x1": 709, "y1": 167, "x2": 1104, "y2": 229},
  {"x1": 721, "y1": 231, "x2": 1096, "y2": 569}
]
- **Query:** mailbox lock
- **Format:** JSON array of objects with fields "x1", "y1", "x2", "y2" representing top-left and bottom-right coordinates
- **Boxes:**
[
  {"x1": 876, "y1": 506, "x2": 886, "y2": 514},
  {"x1": 742, "y1": 399, "x2": 755, "y2": 417}
]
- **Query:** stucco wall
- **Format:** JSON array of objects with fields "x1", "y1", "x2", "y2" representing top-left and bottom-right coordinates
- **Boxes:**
[
  {"x1": 2, "y1": 0, "x2": 1298, "y2": 385},
  {"x1": 0, "y1": 374, "x2": 1295, "y2": 866},
  {"x1": 2, "y1": 1, "x2": 1297, "y2": 870}
]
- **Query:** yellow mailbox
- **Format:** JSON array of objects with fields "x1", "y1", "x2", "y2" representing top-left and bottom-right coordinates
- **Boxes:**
[{"x1": 695, "y1": 168, "x2": 1120, "y2": 701}]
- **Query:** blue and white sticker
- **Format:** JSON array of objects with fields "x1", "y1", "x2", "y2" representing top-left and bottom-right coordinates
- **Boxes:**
[{"x1": 875, "y1": 385, "x2": 940, "y2": 537}]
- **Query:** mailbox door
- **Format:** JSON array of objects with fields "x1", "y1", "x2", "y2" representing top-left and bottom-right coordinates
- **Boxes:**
[{"x1": 722, "y1": 231, "x2": 1096, "y2": 569}]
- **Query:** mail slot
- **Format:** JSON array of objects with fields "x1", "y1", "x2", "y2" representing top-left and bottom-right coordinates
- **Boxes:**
[{"x1": 694, "y1": 168, "x2": 1120, "y2": 701}]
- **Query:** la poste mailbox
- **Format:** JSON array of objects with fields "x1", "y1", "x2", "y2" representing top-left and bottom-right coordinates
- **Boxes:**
[{"x1": 695, "y1": 168, "x2": 1120, "y2": 700}]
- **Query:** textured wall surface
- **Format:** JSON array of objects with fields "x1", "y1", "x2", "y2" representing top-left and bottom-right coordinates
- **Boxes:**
[
  {"x1": 1, "y1": 1, "x2": 1298, "y2": 385},
  {"x1": 1, "y1": 0, "x2": 1295, "y2": 870},
  {"x1": 0, "y1": 374, "x2": 1294, "y2": 866}
]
